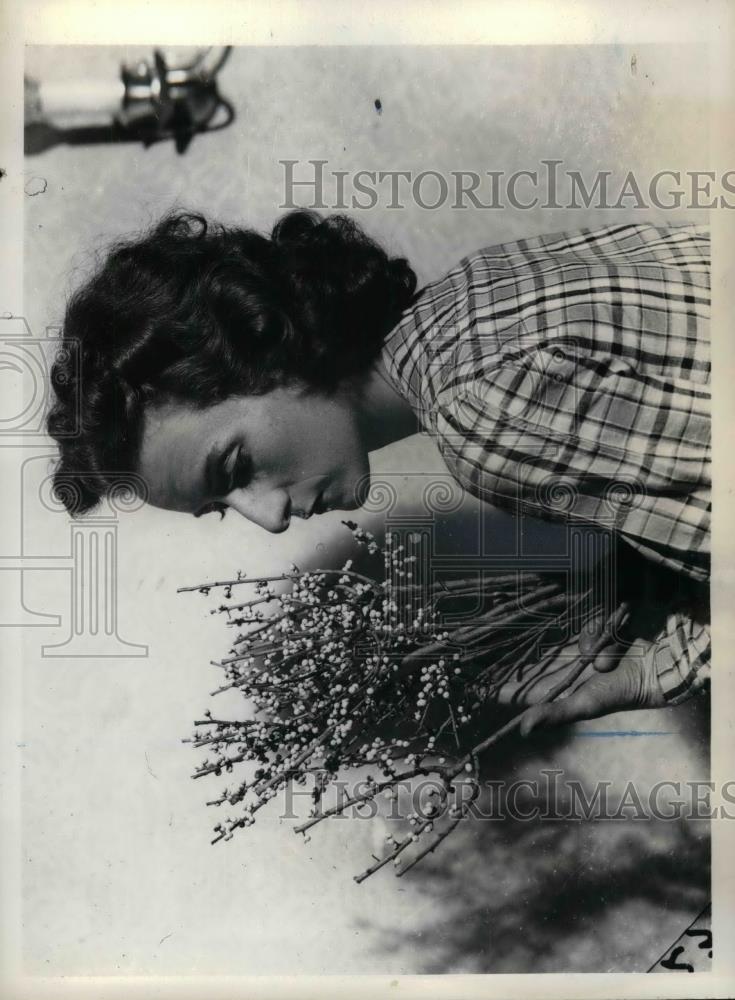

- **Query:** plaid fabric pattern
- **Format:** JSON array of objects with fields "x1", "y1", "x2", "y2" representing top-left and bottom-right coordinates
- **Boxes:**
[{"x1": 383, "y1": 222, "x2": 711, "y2": 703}]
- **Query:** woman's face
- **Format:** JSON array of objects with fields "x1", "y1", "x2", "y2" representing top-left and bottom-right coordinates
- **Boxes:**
[{"x1": 137, "y1": 387, "x2": 370, "y2": 532}]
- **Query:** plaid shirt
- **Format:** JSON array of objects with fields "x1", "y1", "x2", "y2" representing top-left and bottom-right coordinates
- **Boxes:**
[{"x1": 383, "y1": 222, "x2": 710, "y2": 704}]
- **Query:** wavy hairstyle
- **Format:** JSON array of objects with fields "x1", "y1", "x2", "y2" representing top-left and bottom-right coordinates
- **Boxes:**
[{"x1": 47, "y1": 209, "x2": 417, "y2": 514}]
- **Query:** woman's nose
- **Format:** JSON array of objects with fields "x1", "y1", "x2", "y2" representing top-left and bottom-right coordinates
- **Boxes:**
[{"x1": 226, "y1": 488, "x2": 291, "y2": 533}]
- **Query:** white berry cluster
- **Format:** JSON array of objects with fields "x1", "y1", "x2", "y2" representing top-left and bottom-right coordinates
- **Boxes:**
[{"x1": 181, "y1": 521, "x2": 583, "y2": 880}]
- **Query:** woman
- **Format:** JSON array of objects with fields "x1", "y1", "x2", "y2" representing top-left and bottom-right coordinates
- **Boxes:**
[{"x1": 47, "y1": 210, "x2": 711, "y2": 731}]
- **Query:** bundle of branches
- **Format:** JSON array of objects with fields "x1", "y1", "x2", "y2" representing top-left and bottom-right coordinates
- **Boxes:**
[{"x1": 179, "y1": 522, "x2": 627, "y2": 881}]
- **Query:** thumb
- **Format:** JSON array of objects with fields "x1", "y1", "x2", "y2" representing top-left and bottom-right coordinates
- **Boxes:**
[
  {"x1": 579, "y1": 616, "x2": 627, "y2": 674},
  {"x1": 518, "y1": 669, "x2": 630, "y2": 737}
]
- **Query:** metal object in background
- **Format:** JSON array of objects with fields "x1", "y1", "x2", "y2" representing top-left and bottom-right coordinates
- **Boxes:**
[{"x1": 25, "y1": 47, "x2": 234, "y2": 154}]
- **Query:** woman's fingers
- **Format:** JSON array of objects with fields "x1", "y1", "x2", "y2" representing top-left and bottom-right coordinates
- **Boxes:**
[
  {"x1": 495, "y1": 604, "x2": 631, "y2": 708},
  {"x1": 579, "y1": 611, "x2": 628, "y2": 673},
  {"x1": 518, "y1": 657, "x2": 643, "y2": 736},
  {"x1": 577, "y1": 627, "x2": 599, "y2": 657},
  {"x1": 590, "y1": 641, "x2": 626, "y2": 673},
  {"x1": 495, "y1": 645, "x2": 621, "y2": 706}
]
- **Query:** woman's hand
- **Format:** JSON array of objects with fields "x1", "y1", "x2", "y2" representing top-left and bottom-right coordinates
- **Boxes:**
[{"x1": 495, "y1": 617, "x2": 666, "y2": 735}]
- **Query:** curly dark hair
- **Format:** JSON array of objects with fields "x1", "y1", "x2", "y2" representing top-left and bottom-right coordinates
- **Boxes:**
[{"x1": 46, "y1": 209, "x2": 417, "y2": 515}]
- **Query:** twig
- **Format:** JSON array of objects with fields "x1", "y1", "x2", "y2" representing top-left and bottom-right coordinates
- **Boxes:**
[{"x1": 447, "y1": 600, "x2": 631, "y2": 778}]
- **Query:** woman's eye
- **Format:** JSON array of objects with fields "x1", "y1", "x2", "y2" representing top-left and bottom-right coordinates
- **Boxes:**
[
  {"x1": 194, "y1": 445, "x2": 251, "y2": 520},
  {"x1": 221, "y1": 445, "x2": 252, "y2": 495},
  {"x1": 195, "y1": 502, "x2": 228, "y2": 520},
  {"x1": 232, "y1": 448, "x2": 253, "y2": 489}
]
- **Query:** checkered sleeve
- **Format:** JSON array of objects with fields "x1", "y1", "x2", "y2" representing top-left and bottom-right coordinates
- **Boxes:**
[
  {"x1": 384, "y1": 221, "x2": 711, "y2": 705},
  {"x1": 440, "y1": 337, "x2": 711, "y2": 582},
  {"x1": 436, "y1": 352, "x2": 711, "y2": 703},
  {"x1": 645, "y1": 611, "x2": 711, "y2": 704}
]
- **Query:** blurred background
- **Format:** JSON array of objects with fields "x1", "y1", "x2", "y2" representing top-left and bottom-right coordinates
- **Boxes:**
[{"x1": 20, "y1": 43, "x2": 709, "y2": 974}]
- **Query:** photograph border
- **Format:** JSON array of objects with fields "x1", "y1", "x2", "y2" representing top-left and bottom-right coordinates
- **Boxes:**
[{"x1": 2, "y1": 1, "x2": 733, "y2": 997}]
